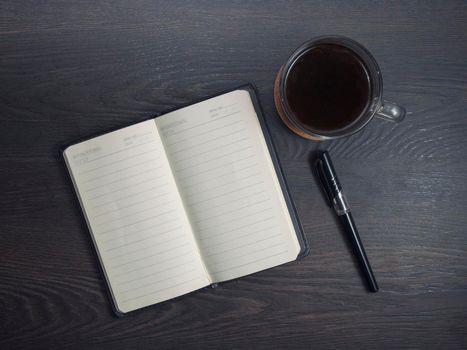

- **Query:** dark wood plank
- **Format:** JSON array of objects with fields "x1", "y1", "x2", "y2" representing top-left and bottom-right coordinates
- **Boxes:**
[{"x1": 1, "y1": 0, "x2": 466, "y2": 349}]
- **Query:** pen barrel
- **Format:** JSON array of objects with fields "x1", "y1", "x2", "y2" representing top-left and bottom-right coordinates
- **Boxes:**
[
  {"x1": 333, "y1": 191, "x2": 350, "y2": 216},
  {"x1": 339, "y1": 212, "x2": 379, "y2": 292}
]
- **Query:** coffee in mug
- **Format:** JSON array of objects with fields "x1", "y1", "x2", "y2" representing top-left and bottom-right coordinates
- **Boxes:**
[{"x1": 274, "y1": 36, "x2": 405, "y2": 140}]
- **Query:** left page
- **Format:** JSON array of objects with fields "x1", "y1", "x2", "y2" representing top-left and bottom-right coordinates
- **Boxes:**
[{"x1": 63, "y1": 120, "x2": 209, "y2": 314}]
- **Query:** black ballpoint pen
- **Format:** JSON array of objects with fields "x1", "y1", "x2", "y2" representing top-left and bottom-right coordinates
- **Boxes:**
[{"x1": 315, "y1": 151, "x2": 379, "y2": 292}]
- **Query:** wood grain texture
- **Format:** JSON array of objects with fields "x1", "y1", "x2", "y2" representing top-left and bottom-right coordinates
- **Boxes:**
[{"x1": 1, "y1": 0, "x2": 466, "y2": 349}]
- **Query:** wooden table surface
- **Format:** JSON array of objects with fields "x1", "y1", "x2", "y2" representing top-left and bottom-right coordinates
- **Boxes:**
[{"x1": 1, "y1": 1, "x2": 466, "y2": 349}]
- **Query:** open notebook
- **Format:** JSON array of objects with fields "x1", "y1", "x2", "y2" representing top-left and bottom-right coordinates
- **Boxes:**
[{"x1": 63, "y1": 86, "x2": 308, "y2": 315}]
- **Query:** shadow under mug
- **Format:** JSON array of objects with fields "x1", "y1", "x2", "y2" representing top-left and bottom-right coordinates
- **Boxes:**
[{"x1": 274, "y1": 36, "x2": 406, "y2": 141}]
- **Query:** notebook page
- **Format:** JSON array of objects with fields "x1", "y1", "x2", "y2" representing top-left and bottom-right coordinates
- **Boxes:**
[
  {"x1": 156, "y1": 90, "x2": 301, "y2": 282},
  {"x1": 63, "y1": 120, "x2": 209, "y2": 313}
]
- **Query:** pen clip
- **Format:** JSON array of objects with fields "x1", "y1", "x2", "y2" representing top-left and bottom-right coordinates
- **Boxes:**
[{"x1": 315, "y1": 158, "x2": 333, "y2": 206}]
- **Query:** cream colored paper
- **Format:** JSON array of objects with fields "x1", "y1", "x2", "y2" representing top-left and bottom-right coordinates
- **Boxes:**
[
  {"x1": 157, "y1": 90, "x2": 300, "y2": 282},
  {"x1": 64, "y1": 90, "x2": 301, "y2": 313},
  {"x1": 64, "y1": 120, "x2": 209, "y2": 313}
]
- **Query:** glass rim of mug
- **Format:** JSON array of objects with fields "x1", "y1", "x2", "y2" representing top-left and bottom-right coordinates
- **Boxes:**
[{"x1": 277, "y1": 35, "x2": 384, "y2": 140}]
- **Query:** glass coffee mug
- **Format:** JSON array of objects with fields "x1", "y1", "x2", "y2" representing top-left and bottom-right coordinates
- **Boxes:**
[{"x1": 274, "y1": 36, "x2": 405, "y2": 141}]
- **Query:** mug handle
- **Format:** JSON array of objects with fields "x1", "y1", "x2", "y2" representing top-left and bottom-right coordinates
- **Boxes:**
[{"x1": 375, "y1": 100, "x2": 406, "y2": 122}]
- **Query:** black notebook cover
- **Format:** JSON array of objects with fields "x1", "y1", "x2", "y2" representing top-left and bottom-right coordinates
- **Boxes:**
[{"x1": 61, "y1": 84, "x2": 309, "y2": 317}]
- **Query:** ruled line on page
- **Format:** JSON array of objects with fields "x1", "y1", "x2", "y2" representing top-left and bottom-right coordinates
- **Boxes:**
[
  {"x1": 111, "y1": 252, "x2": 192, "y2": 278},
  {"x1": 211, "y1": 242, "x2": 287, "y2": 266},
  {"x1": 120, "y1": 277, "x2": 202, "y2": 304},
  {"x1": 187, "y1": 181, "x2": 264, "y2": 207},
  {"x1": 119, "y1": 268, "x2": 197, "y2": 294},
  {"x1": 87, "y1": 179, "x2": 168, "y2": 201},
  {"x1": 221, "y1": 102, "x2": 239, "y2": 109},
  {"x1": 168, "y1": 127, "x2": 246, "y2": 156},
  {"x1": 171, "y1": 135, "x2": 249, "y2": 164},
  {"x1": 170, "y1": 137, "x2": 249, "y2": 164},
  {"x1": 81, "y1": 158, "x2": 160, "y2": 184},
  {"x1": 193, "y1": 198, "x2": 269, "y2": 224},
  {"x1": 210, "y1": 250, "x2": 288, "y2": 275},
  {"x1": 106, "y1": 234, "x2": 186, "y2": 261},
  {"x1": 109, "y1": 242, "x2": 192, "y2": 269},
  {"x1": 112, "y1": 247, "x2": 189, "y2": 277},
  {"x1": 198, "y1": 216, "x2": 275, "y2": 241},
  {"x1": 203, "y1": 233, "x2": 283, "y2": 258},
  {"x1": 187, "y1": 190, "x2": 267, "y2": 217},
  {"x1": 101, "y1": 217, "x2": 179, "y2": 244},
  {"x1": 200, "y1": 225, "x2": 278, "y2": 250},
  {"x1": 195, "y1": 206, "x2": 273, "y2": 233},
  {"x1": 104, "y1": 225, "x2": 183, "y2": 252},
  {"x1": 96, "y1": 209, "x2": 177, "y2": 235},
  {"x1": 175, "y1": 145, "x2": 253, "y2": 173},
  {"x1": 176, "y1": 154, "x2": 256, "y2": 183},
  {"x1": 91, "y1": 193, "x2": 169, "y2": 219},
  {"x1": 116, "y1": 260, "x2": 195, "y2": 287},
  {"x1": 166, "y1": 119, "x2": 243, "y2": 147},
  {"x1": 179, "y1": 162, "x2": 259, "y2": 191},
  {"x1": 94, "y1": 200, "x2": 176, "y2": 227},
  {"x1": 90, "y1": 189, "x2": 171, "y2": 210},
  {"x1": 84, "y1": 168, "x2": 164, "y2": 193},
  {"x1": 84, "y1": 139, "x2": 156, "y2": 164},
  {"x1": 183, "y1": 172, "x2": 261, "y2": 200},
  {"x1": 79, "y1": 148, "x2": 159, "y2": 175},
  {"x1": 167, "y1": 110, "x2": 241, "y2": 136}
]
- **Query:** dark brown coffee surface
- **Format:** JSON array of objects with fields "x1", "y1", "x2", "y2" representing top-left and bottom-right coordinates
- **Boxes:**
[{"x1": 285, "y1": 43, "x2": 370, "y2": 132}]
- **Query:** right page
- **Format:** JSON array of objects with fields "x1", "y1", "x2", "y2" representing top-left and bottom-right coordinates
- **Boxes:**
[{"x1": 156, "y1": 90, "x2": 301, "y2": 282}]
